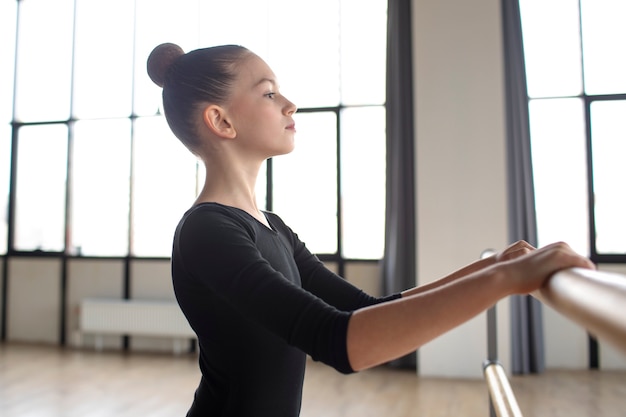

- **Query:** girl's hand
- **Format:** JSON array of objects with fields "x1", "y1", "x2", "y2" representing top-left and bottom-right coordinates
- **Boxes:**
[
  {"x1": 494, "y1": 240, "x2": 536, "y2": 263},
  {"x1": 501, "y1": 241, "x2": 596, "y2": 295}
]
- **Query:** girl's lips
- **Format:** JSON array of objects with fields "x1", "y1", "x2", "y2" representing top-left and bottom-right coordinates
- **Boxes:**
[{"x1": 286, "y1": 123, "x2": 296, "y2": 131}]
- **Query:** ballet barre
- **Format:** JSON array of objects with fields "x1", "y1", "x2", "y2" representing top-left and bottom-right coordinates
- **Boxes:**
[{"x1": 484, "y1": 266, "x2": 626, "y2": 417}]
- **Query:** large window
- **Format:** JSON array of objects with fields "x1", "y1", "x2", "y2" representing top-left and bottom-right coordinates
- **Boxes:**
[
  {"x1": 0, "y1": 0, "x2": 17, "y2": 256},
  {"x1": 520, "y1": 0, "x2": 626, "y2": 262},
  {"x1": 1, "y1": 0, "x2": 387, "y2": 261}
]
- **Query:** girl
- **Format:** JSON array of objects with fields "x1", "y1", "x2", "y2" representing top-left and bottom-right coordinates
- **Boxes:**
[{"x1": 146, "y1": 43, "x2": 595, "y2": 416}]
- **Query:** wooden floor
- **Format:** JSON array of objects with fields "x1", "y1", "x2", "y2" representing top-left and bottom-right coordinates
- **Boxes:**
[{"x1": 1, "y1": 342, "x2": 625, "y2": 417}]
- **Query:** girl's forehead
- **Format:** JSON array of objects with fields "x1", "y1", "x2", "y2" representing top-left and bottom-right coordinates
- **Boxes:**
[{"x1": 237, "y1": 54, "x2": 277, "y2": 86}]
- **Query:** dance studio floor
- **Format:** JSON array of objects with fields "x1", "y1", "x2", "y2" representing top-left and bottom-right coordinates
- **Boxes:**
[{"x1": 1, "y1": 342, "x2": 625, "y2": 417}]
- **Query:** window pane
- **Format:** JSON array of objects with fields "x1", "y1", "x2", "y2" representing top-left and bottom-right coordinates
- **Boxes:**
[
  {"x1": 519, "y1": 0, "x2": 583, "y2": 98},
  {"x1": 134, "y1": 0, "x2": 200, "y2": 116},
  {"x1": 14, "y1": 124, "x2": 68, "y2": 251},
  {"x1": 272, "y1": 112, "x2": 338, "y2": 254},
  {"x1": 71, "y1": 119, "x2": 131, "y2": 256},
  {"x1": 266, "y1": 0, "x2": 341, "y2": 108},
  {"x1": 341, "y1": 107, "x2": 386, "y2": 259},
  {"x1": 73, "y1": 0, "x2": 134, "y2": 119},
  {"x1": 0, "y1": 125, "x2": 10, "y2": 254},
  {"x1": 529, "y1": 98, "x2": 589, "y2": 255},
  {"x1": 14, "y1": 0, "x2": 73, "y2": 122},
  {"x1": 580, "y1": 0, "x2": 626, "y2": 95},
  {"x1": 0, "y1": 0, "x2": 15, "y2": 255},
  {"x1": 132, "y1": 116, "x2": 199, "y2": 257},
  {"x1": 589, "y1": 101, "x2": 626, "y2": 254},
  {"x1": 0, "y1": 0, "x2": 17, "y2": 123},
  {"x1": 340, "y1": 0, "x2": 387, "y2": 106},
  {"x1": 198, "y1": 0, "x2": 271, "y2": 55}
]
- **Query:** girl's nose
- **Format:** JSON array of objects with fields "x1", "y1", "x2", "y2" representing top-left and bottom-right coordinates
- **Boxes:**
[{"x1": 285, "y1": 98, "x2": 297, "y2": 115}]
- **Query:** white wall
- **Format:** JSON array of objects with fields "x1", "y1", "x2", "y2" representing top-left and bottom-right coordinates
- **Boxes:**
[
  {"x1": 66, "y1": 259, "x2": 124, "y2": 349},
  {"x1": 4, "y1": 258, "x2": 181, "y2": 353},
  {"x1": 413, "y1": 0, "x2": 509, "y2": 378},
  {"x1": 7, "y1": 258, "x2": 62, "y2": 343},
  {"x1": 128, "y1": 259, "x2": 180, "y2": 351}
]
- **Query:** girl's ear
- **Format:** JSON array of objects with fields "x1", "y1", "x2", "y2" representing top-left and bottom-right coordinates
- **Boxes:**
[{"x1": 202, "y1": 105, "x2": 236, "y2": 139}]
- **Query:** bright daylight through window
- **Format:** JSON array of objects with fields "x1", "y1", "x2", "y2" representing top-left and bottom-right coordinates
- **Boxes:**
[
  {"x1": 1, "y1": 0, "x2": 387, "y2": 260},
  {"x1": 520, "y1": 0, "x2": 626, "y2": 259}
]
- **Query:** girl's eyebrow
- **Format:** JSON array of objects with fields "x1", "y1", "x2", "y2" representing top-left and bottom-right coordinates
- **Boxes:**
[{"x1": 255, "y1": 78, "x2": 277, "y2": 88}]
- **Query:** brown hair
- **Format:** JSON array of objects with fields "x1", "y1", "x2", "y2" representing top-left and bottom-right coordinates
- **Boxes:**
[{"x1": 147, "y1": 43, "x2": 251, "y2": 152}]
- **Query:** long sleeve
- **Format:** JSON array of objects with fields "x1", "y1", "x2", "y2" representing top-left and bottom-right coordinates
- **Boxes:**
[
  {"x1": 264, "y1": 211, "x2": 401, "y2": 311},
  {"x1": 173, "y1": 203, "x2": 356, "y2": 373}
]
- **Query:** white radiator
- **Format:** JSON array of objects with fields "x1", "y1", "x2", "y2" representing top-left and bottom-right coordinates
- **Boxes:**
[{"x1": 79, "y1": 298, "x2": 195, "y2": 353}]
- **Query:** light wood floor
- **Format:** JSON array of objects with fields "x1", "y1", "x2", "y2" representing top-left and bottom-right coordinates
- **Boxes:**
[{"x1": 1, "y1": 342, "x2": 625, "y2": 417}]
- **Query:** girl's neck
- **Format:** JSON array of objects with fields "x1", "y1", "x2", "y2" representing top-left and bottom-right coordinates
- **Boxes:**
[{"x1": 194, "y1": 159, "x2": 269, "y2": 227}]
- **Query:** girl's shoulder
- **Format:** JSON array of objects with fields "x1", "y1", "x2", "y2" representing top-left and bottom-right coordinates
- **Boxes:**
[{"x1": 179, "y1": 202, "x2": 258, "y2": 236}]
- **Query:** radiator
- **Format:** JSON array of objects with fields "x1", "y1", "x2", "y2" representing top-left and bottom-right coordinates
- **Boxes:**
[{"x1": 79, "y1": 298, "x2": 195, "y2": 353}]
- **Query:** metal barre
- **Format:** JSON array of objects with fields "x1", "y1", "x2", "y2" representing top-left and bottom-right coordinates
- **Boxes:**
[
  {"x1": 483, "y1": 265, "x2": 626, "y2": 417},
  {"x1": 483, "y1": 361, "x2": 523, "y2": 417},
  {"x1": 533, "y1": 267, "x2": 626, "y2": 356}
]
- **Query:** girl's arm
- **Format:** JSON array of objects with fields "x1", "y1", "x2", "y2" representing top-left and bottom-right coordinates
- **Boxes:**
[
  {"x1": 346, "y1": 241, "x2": 595, "y2": 371},
  {"x1": 401, "y1": 240, "x2": 535, "y2": 298}
]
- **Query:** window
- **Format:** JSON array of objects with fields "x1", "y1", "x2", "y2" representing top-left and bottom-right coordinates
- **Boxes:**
[
  {"x1": 70, "y1": 119, "x2": 131, "y2": 256},
  {"x1": 0, "y1": 0, "x2": 17, "y2": 255},
  {"x1": 589, "y1": 101, "x2": 626, "y2": 254},
  {"x1": 1, "y1": 0, "x2": 387, "y2": 261},
  {"x1": 13, "y1": 124, "x2": 68, "y2": 252},
  {"x1": 520, "y1": 0, "x2": 626, "y2": 261}
]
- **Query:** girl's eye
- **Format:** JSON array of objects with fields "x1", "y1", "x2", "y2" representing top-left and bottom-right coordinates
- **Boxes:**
[{"x1": 265, "y1": 92, "x2": 276, "y2": 99}]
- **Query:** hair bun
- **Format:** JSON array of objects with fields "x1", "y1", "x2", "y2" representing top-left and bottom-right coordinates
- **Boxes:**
[{"x1": 147, "y1": 43, "x2": 185, "y2": 88}]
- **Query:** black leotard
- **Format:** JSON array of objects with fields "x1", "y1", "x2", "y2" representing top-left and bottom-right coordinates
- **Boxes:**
[{"x1": 172, "y1": 203, "x2": 400, "y2": 416}]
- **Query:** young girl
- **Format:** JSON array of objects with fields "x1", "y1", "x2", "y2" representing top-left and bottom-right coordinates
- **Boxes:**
[{"x1": 146, "y1": 43, "x2": 595, "y2": 416}]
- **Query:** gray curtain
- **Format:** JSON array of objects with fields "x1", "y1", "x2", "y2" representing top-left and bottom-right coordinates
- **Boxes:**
[
  {"x1": 381, "y1": 0, "x2": 416, "y2": 369},
  {"x1": 501, "y1": 0, "x2": 545, "y2": 374}
]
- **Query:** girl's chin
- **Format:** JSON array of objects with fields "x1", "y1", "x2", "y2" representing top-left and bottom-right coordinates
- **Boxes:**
[
  {"x1": 278, "y1": 140, "x2": 296, "y2": 155},
  {"x1": 272, "y1": 148, "x2": 295, "y2": 158}
]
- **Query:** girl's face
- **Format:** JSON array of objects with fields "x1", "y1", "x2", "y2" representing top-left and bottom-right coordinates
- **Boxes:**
[{"x1": 225, "y1": 54, "x2": 298, "y2": 160}]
